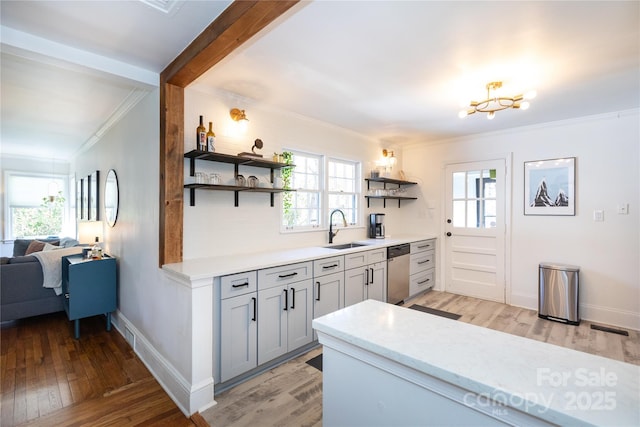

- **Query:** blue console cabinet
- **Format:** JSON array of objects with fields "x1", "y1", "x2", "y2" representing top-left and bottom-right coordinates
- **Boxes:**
[{"x1": 62, "y1": 254, "x2": 117, "y2": 339}]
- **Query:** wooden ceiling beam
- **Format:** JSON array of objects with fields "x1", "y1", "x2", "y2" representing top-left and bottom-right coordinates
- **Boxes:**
[
  {"x1": 159, "y1": 1, "x2": 299, "y2": 266},
  {"x1": 161, "y1": 1, "x2": 299, "y2": 88}
]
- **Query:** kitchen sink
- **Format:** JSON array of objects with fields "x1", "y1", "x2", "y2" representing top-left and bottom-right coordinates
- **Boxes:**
[{"x1": 324, "y1": 242, "x2": 369, "y2": 250}]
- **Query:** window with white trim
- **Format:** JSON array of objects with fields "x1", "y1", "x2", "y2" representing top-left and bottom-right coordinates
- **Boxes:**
[
  {"x1": 4, "y1": 171, "x2": 69, "y2": 239},
  {"x1": 327, "y1": 158, "x2": 359, "y2": 225},
  {"x1": 282, "y1": 150, "x2": 360, "y2": 231}
]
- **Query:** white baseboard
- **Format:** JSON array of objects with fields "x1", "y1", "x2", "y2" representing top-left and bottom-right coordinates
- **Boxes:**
[
  {"x1": 510, "y1": 292, "x2": 640, "y2": 331},
  {"x1": 111, "y1": 311, "x2": 215, "y2": 416}
]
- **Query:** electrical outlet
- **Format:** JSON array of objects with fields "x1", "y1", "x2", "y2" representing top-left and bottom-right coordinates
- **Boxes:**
[{"x1": 593, "y1": 210, "x2": 604, "y2": 222}]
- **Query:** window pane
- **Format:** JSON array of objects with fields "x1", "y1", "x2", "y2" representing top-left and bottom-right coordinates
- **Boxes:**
[
  {"x1": 452, "y1": 172, "x2": 465, "y2": 199},
  {"x1": 466, "y1": 200, "x2": 478, "y2": 228},
  {"x1": 484, "y1": 199, "x2": 497, "y2": 228},
  {"x1": 466, "y1": 171, "x2": 481, "y2": 199}
]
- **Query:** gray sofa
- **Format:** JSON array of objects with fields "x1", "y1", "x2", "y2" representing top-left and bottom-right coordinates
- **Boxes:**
[{"x1": 0, "y1": 238, "x2": 76, "y2": 322}]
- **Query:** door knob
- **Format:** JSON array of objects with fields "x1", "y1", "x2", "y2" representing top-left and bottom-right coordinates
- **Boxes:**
[
  {"x1": 447, "y1": 219, "x2": 452, "y2": 223},
  {"x1": 446, "y1": 232, "x2": 452, "y2": 237}
]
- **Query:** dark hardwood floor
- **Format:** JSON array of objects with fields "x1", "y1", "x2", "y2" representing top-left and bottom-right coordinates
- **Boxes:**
[{"x1": 0, "y1": 312, "x2": 204, "y2": 427}]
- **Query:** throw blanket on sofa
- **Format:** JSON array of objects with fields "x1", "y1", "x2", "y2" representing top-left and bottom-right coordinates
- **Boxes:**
[{"x1": 32, "y1": 247, "x2": 83, "y2": 295}]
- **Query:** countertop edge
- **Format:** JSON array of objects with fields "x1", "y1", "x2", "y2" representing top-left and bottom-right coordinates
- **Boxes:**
[{"x1": 162, "y1": 235, "x2": 436, "y2": 281}]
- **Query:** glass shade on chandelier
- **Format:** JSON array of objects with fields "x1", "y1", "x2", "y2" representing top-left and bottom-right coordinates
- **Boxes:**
[{"x1": 459, "y1": 81, "x2": 536, "y2": 120}]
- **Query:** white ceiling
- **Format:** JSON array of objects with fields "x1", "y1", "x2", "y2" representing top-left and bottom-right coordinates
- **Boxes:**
[{"x1": 1, "y1": 1, "x2": 638, "y2": 161}]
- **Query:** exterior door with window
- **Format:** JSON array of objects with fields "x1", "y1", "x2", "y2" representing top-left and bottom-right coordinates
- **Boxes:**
[{"x1": 444, "y1": 160, "x2": 505, "y2": 302}]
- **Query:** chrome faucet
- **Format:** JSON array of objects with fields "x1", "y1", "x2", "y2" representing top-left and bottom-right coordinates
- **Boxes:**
[{"x1": 328, "y1": 209, "x2": 347, "y2": 244}]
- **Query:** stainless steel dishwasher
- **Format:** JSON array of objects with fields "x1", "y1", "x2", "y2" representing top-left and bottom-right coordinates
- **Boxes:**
[{"x1": 387, "y1": 243, "x2": 410, "y2": 304}]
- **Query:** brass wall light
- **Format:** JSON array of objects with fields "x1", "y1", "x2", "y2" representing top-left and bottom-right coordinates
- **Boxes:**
[
  {"x1": 230, "y1": 108, "x2": 249, "y2": 133},
  {"x1": 382, "y1": 149, "x2": 396, "y2": 168}
]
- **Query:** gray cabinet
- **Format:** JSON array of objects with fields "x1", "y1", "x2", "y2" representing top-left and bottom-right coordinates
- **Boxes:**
[
  {"x1": 344, "y1": 248, "x2": 387, "y2": 307},
  {"x1": 219, "y1": 271, "x2": 258, "y2": 383},
  {"x1": 313, "y1": 255, "x2": 345, "y2": 321},
  {"x1": 258, "y1": 262, "x2": 313, "y2": 365},
  {"x1": 409, "y1": 239, "x2": 435, "y2": 297}
]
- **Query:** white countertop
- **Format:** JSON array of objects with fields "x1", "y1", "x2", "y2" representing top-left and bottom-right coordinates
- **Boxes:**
[
  {"x1": 162, "y1": 235, "x2": 434, "y2": 282},
  {"x1": 313, "y1": 300, "x2": 640, "y2": 426}
]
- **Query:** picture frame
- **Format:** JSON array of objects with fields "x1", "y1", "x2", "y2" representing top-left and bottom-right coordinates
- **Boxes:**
[
  {"x1": 76, "y1": 178, "x2": 84, "y2": 220},
  {"x1": 524, "y1": 157, "x2": 575, "y2": 216},
  {"x1": 88, "y1": 171, "x2": 100, "y2": 221},
  {"x1": 82, "y1": 178, "x2": 89, "y2": 220}
]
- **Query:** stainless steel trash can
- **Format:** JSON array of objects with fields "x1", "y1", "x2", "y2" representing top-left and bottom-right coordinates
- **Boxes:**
[{"x1": 538, "y1": 263, "x2": 580, "y2": 325}]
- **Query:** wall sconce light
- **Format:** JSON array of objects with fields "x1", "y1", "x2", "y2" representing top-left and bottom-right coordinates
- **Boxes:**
[
  {"x1": 382, "y1": 149, "x2": 397, "y2": 169},
  {"x1": 230, "y1": 108, "x2": 249, "y2": 133}
]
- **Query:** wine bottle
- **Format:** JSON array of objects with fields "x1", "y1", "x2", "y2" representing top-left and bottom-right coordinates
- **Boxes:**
[
  {"x1": 206, "y1": 122, "x2": 216, "y2": 152},
  {"x1": 91, "y1": 236, "x2": 102, "y2": 260},
  {"x1": 197, "y1": 115, "x2": 206, "y2": 151}
]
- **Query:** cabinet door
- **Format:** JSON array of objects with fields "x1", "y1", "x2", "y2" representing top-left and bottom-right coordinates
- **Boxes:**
[
  {"x1": 313, "y1": 271, "x2": 344, "y2": 319},
  {"x1": 344, "y1": 266, "x2": 367, "y2": 308},
  {"x1": 287, "y1": 280, "x2": 314, "y2": 351},
  {"x1": 258, "y1": 285, "x2": 288, "y2": 365},
  {"x1": 367, "y1": 261, "x2": 387, "y2": 303},
  {"x1": 220, "y1": 293, "x2": 257, "y2": 382}
]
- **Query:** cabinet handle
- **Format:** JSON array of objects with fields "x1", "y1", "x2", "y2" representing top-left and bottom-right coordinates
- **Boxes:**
[
  {"x1": 278, "y1": 272, "x2": 298, "y2": 279},
  {"x1": 370, "y1": 268, "x2": 374, "y2": 285},
  {"x1": 251, "y1": 297, "x2": 257, "y2": 321},
  {"x1": 417, "y1": 278, "x2": 431, "y2": 285},
  {"x1": 232, "y1": 282, "x2": 249, "y2": 288},
  {"x1": 316, "y1": 282, "x2": 321, "y2": 301},
  {"x1": 417, "y1": 244, "x2": 430, "y2": 249},
  {"x1": 365, "y1": 268, "x2": 369, "y2": 285},
  {"x1": 283, "y1": 289, "x2": 288, "y2": 311},
  {"x1": 322, "y1": 264, "x2": 338, "y2": 270},
  {"x1": 290, "y1": 288, "x2": 295, "y2": 309},
  {"x1": 417, "y1": 259, "x2": 430, "y2": 265}
]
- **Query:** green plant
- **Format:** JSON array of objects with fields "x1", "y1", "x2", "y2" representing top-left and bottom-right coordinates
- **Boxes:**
[
  {"x1": 281, "y1": 151, "x2": 295, "y2": 226},
  {"x1": 12, "y1": 191, "x2": 66, "y2": 238}
]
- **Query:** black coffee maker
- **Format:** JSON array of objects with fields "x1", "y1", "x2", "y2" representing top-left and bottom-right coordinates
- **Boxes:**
[{"x1": 368, "y1": 213, "x2": 385, "y2": 239}]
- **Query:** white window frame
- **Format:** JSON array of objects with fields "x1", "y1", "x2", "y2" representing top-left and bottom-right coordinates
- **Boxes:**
[
  {"x1": 281, "y1": 150, "x2": 361, "y2": 233},
  {"x1": 4, "y1": 170, "x2": 71, "y2": 240},
  {"x1": 327, "y1": 156, "x2": 361, "y2": 226}
]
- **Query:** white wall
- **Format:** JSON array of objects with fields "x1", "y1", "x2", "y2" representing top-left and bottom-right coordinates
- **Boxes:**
[
  {"x1": 71, "y1": 89, "x2": 203, "y2": 413},
  {"x1": 402, "y1": 110, "x2": 640, "y2": 329},
  {"x1": 182, "y1": 87, "x2": 407, "y2": 259}
]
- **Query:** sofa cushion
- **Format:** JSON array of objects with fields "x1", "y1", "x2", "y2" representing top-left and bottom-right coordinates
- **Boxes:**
[
  {"x1": 13, "y1": 238, "x2": 60, "y2": 257},
  {"x1": 9, "y1": 255, "x2": 38, "y2": 264},
  {"x1": 25, "y1": 240, "x2": 47, "y2": 255}
]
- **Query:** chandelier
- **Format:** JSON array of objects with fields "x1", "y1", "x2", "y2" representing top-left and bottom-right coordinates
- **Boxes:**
[{"x1": 459, "y1": 81, "x2": 536, "y2": 120}]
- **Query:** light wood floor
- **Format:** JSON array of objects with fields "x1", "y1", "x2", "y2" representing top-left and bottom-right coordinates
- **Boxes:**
[
  {"x1": 0, "y1": 312, "x2": 203, "y2": 427},
  {"x1": 202, "y1": 290, "x2": 640, "y2": 426}
]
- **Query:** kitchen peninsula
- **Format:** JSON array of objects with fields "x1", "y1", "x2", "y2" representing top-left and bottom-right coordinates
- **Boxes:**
[
  {"x1": 313, "y1": 300, "x2": 640, "y2": 426},
  {"x1": 161, "y1": 235, "x2": 435, "y2": 411}
]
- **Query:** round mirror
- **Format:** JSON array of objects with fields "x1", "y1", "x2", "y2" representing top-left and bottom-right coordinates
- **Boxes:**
[{"x1": 104, "y1": 169, "x2": 119, "y2": 227}]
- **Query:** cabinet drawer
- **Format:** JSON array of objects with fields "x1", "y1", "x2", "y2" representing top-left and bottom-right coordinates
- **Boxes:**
[
  {"x1": 345, "y1": 248, "x2": 387, "y2": 270},
  {"x1": 410, "y1": 250, "x2": 435, "y2": 274},
  {"x1": 313, "y1": 256, "x2": 344, "y2": 277},
  {"x1": 411, "y1": 239, "x2": 435, "y2": 254},
  {"x1": 409, "y1": 269, "x2": 434, "y2": 296},
  {"x1": 258, "y1": 261, "x2": 313, "y2": 290},
  {"x1": 220, "y1": 271, "x2": 257, "y2": 299}
]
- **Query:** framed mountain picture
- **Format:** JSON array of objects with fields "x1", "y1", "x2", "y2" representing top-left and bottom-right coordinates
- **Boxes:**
[{"x1": 524, "y1": 157, "x2": 575, "y2": 216}]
